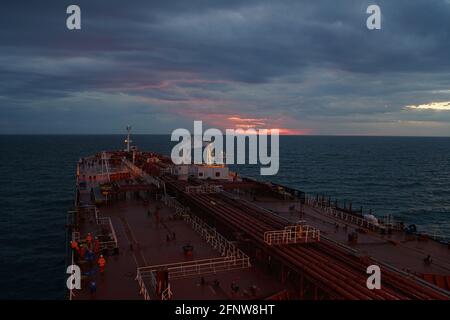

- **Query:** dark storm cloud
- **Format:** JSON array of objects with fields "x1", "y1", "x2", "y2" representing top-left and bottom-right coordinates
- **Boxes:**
[{"x1": 1, "y1": 0, "x2": 450, "y2": 134}]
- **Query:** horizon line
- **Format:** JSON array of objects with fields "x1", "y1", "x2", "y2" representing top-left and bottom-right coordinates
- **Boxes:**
[{"x1": 1, "y1": 133, "x2": 450, "y2": 138}]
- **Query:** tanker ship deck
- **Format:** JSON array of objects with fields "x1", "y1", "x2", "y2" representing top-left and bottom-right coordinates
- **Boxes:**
[{"x1": 67, "y1": 136, "x2": 450, "y2": 300}]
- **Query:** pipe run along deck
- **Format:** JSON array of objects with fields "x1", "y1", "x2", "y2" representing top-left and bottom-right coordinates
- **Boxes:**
[{"x1": 68, "y1": 150, "x2": 450, "y2": 300}]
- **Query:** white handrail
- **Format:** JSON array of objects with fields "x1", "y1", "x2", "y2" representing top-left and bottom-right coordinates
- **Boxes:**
[
  {"x1": 264, "y1": 224, "x2": 320, "y2": 245},
  {"x1": 135, "y1": 210, "x2": 251, "y2": 300}
]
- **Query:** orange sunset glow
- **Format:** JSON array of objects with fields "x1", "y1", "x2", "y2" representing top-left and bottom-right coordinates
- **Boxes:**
[{"x1": 224, "y1": 115, "x2": 312, "y2": 135}]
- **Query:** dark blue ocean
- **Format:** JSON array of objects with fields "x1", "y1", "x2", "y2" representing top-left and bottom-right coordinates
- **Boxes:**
[{"x1": 1, "y1": 135, "x2": 449, "y2": 299}]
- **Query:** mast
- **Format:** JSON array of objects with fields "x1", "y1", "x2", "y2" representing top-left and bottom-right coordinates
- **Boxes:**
[{"x1": 125, "y1": 125, "x2": 132, "y2": 152}]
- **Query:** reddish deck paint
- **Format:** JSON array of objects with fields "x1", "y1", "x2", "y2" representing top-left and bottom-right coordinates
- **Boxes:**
[{"x1": 68, "y1": 151, "x2": 450, "y2": 300}]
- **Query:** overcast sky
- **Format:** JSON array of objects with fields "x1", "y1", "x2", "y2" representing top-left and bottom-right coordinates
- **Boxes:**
[{"x1": 1, "y1": 0, "x2": 450, "y2": 135}]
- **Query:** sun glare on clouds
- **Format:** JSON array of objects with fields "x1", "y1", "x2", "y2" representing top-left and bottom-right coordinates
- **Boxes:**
[{"x1": 405, "y1": 101, "x2": 450, "y2": 111}]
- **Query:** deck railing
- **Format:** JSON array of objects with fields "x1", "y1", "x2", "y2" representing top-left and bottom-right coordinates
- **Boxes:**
[
  {"x1": 165, "y1": 196, "x2": 250, "y2": 258},
  {"x1": 135, "y1": 269, "x2": 151, "y2": 300},
  {"x1": 185, "y1": 184, "x2": 223, "y2": 194},
  {"x1": 166, "y1": 196, "x2": 249, "y2": 258},
  {"x1": 161, "y1": 285, "x2": 173, "y2": 300},
  {"x1": 138, "y1": 255, "x2": 250, "y2": 281},
  {"x1": 305, "y1": 196, "x2": 381, "y2": 230},
  {"x1": 74, "y1": 205, "x2": 118, "y2": 251},
  {"x1": 97, "y1": 216, "x2": 118, "y2": 250},
  {"x1": 181, "y1": 213, "x2": 247, "y2": 258},
  {"x1": 135, "y1": 209, "x2": 251, "y2": 300},
  {"x1": 163, "y1": 196, "x2": 190, "y2": 215},
  {"x1": 264, "y1": 224, "x2": 320, "y2": 245},
  {"x1": 72, "y1": 231, "x2": 80, "y2": 242},
  {"x1": 122, "y1": 158, "x2": 161, "y2": 188}
]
